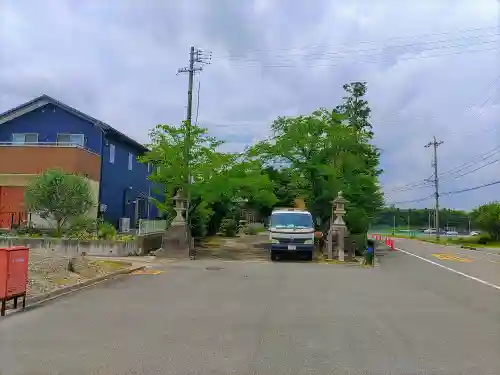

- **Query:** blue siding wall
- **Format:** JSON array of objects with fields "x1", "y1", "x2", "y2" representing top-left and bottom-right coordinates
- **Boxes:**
[
  {"x1": 0, "y1": 103, "x2": 102, "y2": 153},
  {"x1": 100, "y1": 136, "x2": 159, "y2": 226},
  {"x1": 0, "y1": 101, "x2": 161, "y2": 226}
]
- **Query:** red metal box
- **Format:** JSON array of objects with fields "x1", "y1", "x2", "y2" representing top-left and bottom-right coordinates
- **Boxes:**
[{"x1": 0, "y1": 247, "x2": 29, "y2": 299}]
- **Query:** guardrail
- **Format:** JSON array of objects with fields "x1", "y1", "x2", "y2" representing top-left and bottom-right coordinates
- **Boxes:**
[{"x1": 138, "y1": 219, "x2": 166, "y2": 235}]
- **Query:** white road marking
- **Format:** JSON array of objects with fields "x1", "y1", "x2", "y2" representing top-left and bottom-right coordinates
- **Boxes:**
[{"x1": 396, "y1": 247, "x2": 500, "y2": 291}]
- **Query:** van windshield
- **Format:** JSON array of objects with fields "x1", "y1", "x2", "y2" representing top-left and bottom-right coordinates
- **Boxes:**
[{"x1": 270, "y1": 213, "x2": 313, "y2": 229}]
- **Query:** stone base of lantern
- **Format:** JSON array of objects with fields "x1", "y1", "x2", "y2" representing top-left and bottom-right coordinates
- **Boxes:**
[{"x1": 155, "y1": 222, "x2": 190, "y2": 259}]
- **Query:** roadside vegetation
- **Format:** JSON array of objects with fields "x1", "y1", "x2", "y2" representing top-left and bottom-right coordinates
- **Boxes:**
[
  {"x1": 139, "y1": 81, "x2": 384, "y2": 242},
  {"x1": 373, "y1": 202, "x2": 500, "y2": 249},
  {"x1": 5, "y1": 169, "x2": 133, "y2": 242}
]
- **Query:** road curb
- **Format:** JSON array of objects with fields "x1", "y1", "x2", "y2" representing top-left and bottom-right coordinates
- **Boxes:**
[{"x1": 2, "y1": 263, "x2": 146, "y2": 318}]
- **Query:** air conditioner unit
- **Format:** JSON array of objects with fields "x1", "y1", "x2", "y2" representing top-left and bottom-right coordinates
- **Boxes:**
[{"x1": 119, "y1": 217, "x2": 130, "y2": 233}]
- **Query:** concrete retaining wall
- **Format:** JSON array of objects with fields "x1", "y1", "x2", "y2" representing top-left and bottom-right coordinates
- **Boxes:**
[
  {"x1": 136, "y1": 233, "x2": 163, "y2": 255},
  {"x1": 0, "y1": 237, "x2": 136, "y2": 257}
]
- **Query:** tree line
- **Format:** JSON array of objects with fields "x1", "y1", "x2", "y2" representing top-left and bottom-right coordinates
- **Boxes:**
[
  {"x1": 140, "y1": 81, "x2": 383, "y2": 237},
  {"x1": 18, "y1": 80, "x2": 500, "y2": 242},
  {"x1": 371, "y1": 207, "x2": 471, "y2": 231}
]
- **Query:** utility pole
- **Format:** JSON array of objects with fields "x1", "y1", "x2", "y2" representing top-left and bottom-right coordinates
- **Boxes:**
[
  {"x1": 177, "y1": 47, "x2": 211, "y2": 240},
  {"x1": 425, "y1": 136, "x2": 443, "y2": 241}
]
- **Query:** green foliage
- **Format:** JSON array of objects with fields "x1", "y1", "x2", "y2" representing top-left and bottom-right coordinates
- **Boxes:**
[
  {"x1": 139, "y1": 81, "x2": 385, "y2": 239},
  {"x1": 335, "y1": 82, "x2": 373, "y2": 137},
  {"x1": 372, "y1": 207, "x2": 471, "y2": 231},
  {"x1": 471, "y1": 202, "x2": 500, "y2": 240},
  {"x1": 24, "y1": 169, "x2": 94, "y2": 235},
  {"x1": 477, "y1": 235, "x2": 490, "y2": 245},
  {"x1": 219, "y1": 217, "x2": 239, "y2": 237},
  {"x1": 139, "y1": 121, "x2": 277, "y2": 237},
  {"x1": 248, "y1": 82, "x2": 383, "y2": 233},
  {"x1": 66, "y1": 216, "x2": 98, "y2": 238},
  {"x1": 98, "y1": 221, "x2": 118, "y2": 240}
]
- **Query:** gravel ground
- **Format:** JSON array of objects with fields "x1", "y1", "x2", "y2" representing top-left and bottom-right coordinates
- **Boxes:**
[
  {"x1": 196, "y1": 233, "x2": 269, "y2": 260},
  {"x1": 26, "y1": 248, "x2": 131, "y2": 297}
]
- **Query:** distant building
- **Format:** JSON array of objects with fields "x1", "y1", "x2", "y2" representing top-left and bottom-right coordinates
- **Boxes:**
[{"x1": 0, "y1": 95, "x2": 162, "y2": 229}]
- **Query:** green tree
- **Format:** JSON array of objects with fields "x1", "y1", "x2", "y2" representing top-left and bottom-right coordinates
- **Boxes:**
[
  {"x1": 139, "y1": 121, "x2": 277, "y2": 237},
  {"x1": 249, "y1": 106, "x2": 383, "y2": 233},
  {"x1": 335, "y1": 81, "x2": 373, "y2": 137},
  {"x1": 24, "y1": 169, "x2": 94, "y2": 235},
  {"x1": 471, "y1": 202, "x2": 500, "y2": 240}
]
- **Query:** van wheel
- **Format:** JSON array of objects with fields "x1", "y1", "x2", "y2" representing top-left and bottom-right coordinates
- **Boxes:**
[{"x1": 271, "y1": 251, "x2": 278, "y2": 261}]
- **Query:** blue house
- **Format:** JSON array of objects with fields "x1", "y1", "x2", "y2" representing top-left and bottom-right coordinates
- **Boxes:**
[{"x1": 0, "y1": 94, "x2": 163, "y2": 229}]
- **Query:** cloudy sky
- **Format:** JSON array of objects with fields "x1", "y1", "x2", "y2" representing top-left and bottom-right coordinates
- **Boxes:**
[{"x1": 1, "y1": 0, "x2": 499, "y2": 211}]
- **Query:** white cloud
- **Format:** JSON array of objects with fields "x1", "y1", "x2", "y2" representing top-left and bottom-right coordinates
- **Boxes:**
[{"x1": 0, "y1": 0, "x2": 499, "y2": 210}]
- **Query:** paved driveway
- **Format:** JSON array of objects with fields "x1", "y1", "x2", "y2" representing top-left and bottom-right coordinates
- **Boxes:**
[{"x1": 1, "y1": 255, "x2": 499, "y2": 374}]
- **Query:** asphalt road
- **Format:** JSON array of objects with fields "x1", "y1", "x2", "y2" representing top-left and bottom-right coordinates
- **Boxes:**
[
  {"x1": 1, "y1": 249, "x2": 500, "y2": 374},
  {"x1": 394, "y1": 238, "x2": 500, "y2": 289}
]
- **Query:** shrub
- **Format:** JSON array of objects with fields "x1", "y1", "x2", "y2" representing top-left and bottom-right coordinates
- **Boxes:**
[
  {"x1": 219, "y1": 218, "x2": 239, "y2": 237},
  {"x1": 244, "y1": 223, "x2": 265, "y2": 235},
  {"x1": 477, "y1": 235, "x2": 490, "y2": 245},
  {"x1": 67, "y1": 216, "x2": 98, "y2": 236},
  {"x1": 98, "y1": 222, "x2": 118, "y2": 240}
]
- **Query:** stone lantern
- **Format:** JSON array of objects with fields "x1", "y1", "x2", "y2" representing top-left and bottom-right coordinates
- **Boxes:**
[
  {"x1": 327, "y1": 191, "x2": 349, "y2": 261},
  {"x1": 155, "y1": 189, "x2": 189, "y2": 259},
  {"x1": 171, "y1": 190, "x2": 186, "y2": 226},
  {"x1": 332, "y1": 191, "x2": 347, "y2": 225}
]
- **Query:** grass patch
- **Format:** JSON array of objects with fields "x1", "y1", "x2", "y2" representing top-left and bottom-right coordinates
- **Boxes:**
[
  {"x1": 96, "y1": 260, "x2": 131, "y2": 271},
  {"x1": 415, "y1": 236, "x2": 500, "y2": 248}
]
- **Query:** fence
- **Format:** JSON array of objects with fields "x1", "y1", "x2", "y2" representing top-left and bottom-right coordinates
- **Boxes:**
[
  {"x1": 138, "y1": 219, "x2": 167, "y2": 235},
  {"x1": 0, "y1": 212, "x2": 27, "y2": 230}
]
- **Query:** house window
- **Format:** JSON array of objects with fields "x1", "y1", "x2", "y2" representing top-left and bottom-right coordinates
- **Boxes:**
[
  {"x1": 12, "y1": 133, "x2": 38, "y2": 144},
  {"x1": 57, "y1": 133, "x2": 85, "y2": 147},
  {"x1": 109, "y1": 144, "x2": 115, "y2": 164},
  {"x1": 128, "y1": 152, "x2": 134, "y2": 170}
]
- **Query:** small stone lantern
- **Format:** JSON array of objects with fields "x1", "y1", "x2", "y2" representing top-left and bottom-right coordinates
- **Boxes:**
[
  {"x1": 332, "y1": 191, "x2": 347, "y2": 225},
  {"x1": 172, "y1": 190, "x2": 186, "y2": 225}
]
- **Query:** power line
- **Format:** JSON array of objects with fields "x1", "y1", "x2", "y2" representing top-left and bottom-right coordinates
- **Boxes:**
[
  {"x1": 441, "y1": 180, "x2": 500, "y2": 195},
  {"x1": 387, "y1": 179, "x2": 500, "y2": 205},
  {"x1": 384, "y1": 147, "x2": 500, "y2": 200},
  {"x1": 438, "y1": 147, "x2": 500, "y2": 178},
  {"x1": 440, "y1": 156, "x2": 500, "y2": 182},
  {"x1": 372, "y1": 73, "x2": 500, "y2": 140},
  {"x1": 213, "y1": 25, "x2": 499, "y2": 57},
  {"x1": 382, "y1": 73, "x2": 500, "y2": 192},
  {"x1": 222, "y1": 44, "x2": 499, "y2": 69},
  {"x1": 219, "y1": 33, "x2": 500, "y2": 63},
  {"x1": 476, "y1": 84, "x2": 500, "y2": 109},
  {"x1": 386, "y1": 194, "x2": 434, "y2": 205}
]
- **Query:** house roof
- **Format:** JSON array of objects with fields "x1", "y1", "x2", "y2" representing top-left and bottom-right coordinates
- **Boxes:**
[{"x1": 0, "y1": 94, "x2": 148, "y2": 152}]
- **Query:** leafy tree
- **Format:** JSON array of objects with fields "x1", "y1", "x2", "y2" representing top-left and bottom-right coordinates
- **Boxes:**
[
  {"x1": 471, "y1": 202, "x2": 500, "y2": 240},
  {"x1": 24, "y1": 169, "x2": 94, "y2": 236},
  {"x1": 249, "y1": 106, "x2": 383, "y2": 234},
  {"x1": 335, "y1": 81, "x2": 373, "y2": 137},
  {"x1": 139, "y1": 121, "x2": 277, "y2": 237}
]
